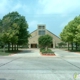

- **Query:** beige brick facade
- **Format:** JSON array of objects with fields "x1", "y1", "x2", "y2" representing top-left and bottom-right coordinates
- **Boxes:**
[{"x1": 28, "y1": 25, "x2": 61, "y2": 48}]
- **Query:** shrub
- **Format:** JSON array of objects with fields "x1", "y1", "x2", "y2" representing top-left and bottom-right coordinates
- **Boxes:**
[
  {"x1": 40, "y1": 48, "x2": 54, "y2": 54},
  {"x1": 38, "y1": 35, "x2": 53, "y2": 51},
  {"x1": 40, "y1": 47, "x2": 45, "y2": 52}
]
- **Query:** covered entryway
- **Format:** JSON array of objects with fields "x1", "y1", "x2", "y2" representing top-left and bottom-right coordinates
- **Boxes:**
[{"x1": 31, "y1": 44, "x2": 37, "y2": 48}]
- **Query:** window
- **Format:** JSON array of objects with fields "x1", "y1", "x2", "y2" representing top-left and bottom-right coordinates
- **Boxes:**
[
  {"x1": 38, "y1": 26, "x2": 41, "y2": 29},
  {"x1": 38, "y1": 26, "x2": 45, "y2": 29},
  {"x1": 38, "y1": 30, "x2": 45, "y2": 35}
]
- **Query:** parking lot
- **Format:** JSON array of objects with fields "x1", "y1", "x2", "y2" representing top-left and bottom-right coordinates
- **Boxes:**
[{"x1": 0, "y1": 49, "x2": 80, "y2": 80}]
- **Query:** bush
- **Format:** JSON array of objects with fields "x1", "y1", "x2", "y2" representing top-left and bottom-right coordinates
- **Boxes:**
[
  {"x1": 40, "y1": 48, "x2": 45, "y2": 52},
  {"x1": 40, "y1": 48, "x2": 54, "y2": 54}
]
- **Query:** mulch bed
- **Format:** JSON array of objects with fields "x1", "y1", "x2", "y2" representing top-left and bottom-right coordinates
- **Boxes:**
[{"x1": 40, "y1": 52, "x2": 55, "y2": 56}]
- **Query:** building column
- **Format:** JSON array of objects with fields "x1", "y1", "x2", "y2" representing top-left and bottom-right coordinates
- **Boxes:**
[
  {"x1": 53, "y1": 39, "x2": 56, "y2": 48},
  {"x1": 28, "y1": 44, "x2": 31, "y2": 48},
  {"x1": 53, "y1": 43, "x2": 55, "y2": 48}
]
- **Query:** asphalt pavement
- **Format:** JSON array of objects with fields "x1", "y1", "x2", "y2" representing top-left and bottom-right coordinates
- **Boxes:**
[{"x1": 0, "y1": 49, "x2": 80, "y2": 80}]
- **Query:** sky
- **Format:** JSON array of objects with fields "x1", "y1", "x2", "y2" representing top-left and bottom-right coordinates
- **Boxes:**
[{"x1": 0, "y1": 0, "x2": 80, "y2": 37}]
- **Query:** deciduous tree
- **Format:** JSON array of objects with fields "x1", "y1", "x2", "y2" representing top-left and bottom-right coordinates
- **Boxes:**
[{"x1": 38, "y1": 35, "x2": 53, "y2": 50}]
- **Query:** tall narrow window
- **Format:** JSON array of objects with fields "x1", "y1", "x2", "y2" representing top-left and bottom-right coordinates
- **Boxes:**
[{"x1": 38, "y1": 30, "x2": 45, "y2": 35}]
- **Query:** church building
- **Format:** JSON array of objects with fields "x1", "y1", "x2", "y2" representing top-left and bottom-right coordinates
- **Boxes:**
[{"x1": 28, "y1": 25, "x2": 61, "y2": 48}]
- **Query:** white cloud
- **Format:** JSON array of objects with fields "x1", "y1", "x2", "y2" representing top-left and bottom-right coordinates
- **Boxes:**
[
  {"x1": 0, "y1": 0, "x2": 30, "y2": 18},
  {"x1": 11, "y1": 3, "x2": 22, "y2": 11},
  {"x1": 38, "y1": 0, "x2": 80, "y2": 14},
  {"x1": 28, "y1": 20, "x2": 47, "y2": 32},
  {"x1": 28, "y1": 20, "x2": 38, "y2": 32},
  {"x1": 29, "y1": 20, "x2": 38, "y2": 28},
  {"x1": 11, "y1": 3, "x2": 29, "y2": 13},
  {"x1": 0, "y1": 0, "x2": 10, "y2": 15},
  {"x1": 22, "y1": 5, "x2": 30, "y2": 13},
  {"x1": 28, "y1": 20, "x2": 46, "y2": 28},
  {"x1": 60, "y1": 17, "x2": 74, "y2": 29},
  {"x1": 28, "y1": 20, "x2": 38, "y2": 30},
  {"x1": 0, "y1": 0, "x2": 15, "y2": 18}
]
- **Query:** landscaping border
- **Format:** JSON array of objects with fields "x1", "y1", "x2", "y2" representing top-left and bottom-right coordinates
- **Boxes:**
[{"x1": 40, "y1": 52, "x2": 55, "y2": 56}]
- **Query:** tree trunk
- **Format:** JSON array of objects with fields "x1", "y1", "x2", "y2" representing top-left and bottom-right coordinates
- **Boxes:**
[
  {"x1": 68, "y1": 42, "x2": 69, "y2": 50},
  {"x1": 17, "y1": 44, "x2": 18, "y2": 51},
  {"x1": 8, "y1": 43, "x2": 10, "y2": 51},
  {"x1": 3, "y1": 45, "x2": 5, "y2": 52},
  {"x1": 45, "y1": 46, "x2": 48, "y2": 51},
  {"x1": 14, "y1": 44, "x2": 16, "y2": 51},
  {"x1": 71, "y1": 42, "x2": 73, "y2": 51},
  {"x1": 12, "y1": 43, "x2": 13, "y2": 51},
  {"x1": 75, "y1": 42, "x2": 78, "y2": 51}
]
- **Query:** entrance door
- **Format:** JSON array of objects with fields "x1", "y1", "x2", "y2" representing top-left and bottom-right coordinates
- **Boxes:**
[{"x1": 31, "y1": 44, "x2": 37, "y2": 48}]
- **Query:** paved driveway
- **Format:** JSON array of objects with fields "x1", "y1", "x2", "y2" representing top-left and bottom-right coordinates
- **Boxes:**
[
  {"x1": 52, "y1": 49, "x2": 80, "y2": 57},
  {"x1": 10, "y1": 49, "x2": 41, "y2": 57},
  {"x1": 11, "y1": 48, "x2": 80, "y2": 58},
  {"x1": 0, "y1": 49, "x2": 80, "y2": 80}
]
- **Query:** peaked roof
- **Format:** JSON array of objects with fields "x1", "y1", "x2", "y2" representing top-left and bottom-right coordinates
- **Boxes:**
[{"x1": 30, "y1": 29, "x2": 60, "y2": 39}]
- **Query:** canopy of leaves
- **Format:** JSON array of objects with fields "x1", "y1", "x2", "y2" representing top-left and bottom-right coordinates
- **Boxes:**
[
  {"x1": 0, "y1": 11, "x2": 30, "y2": 51},
  {"x1": 38, "y1": 35, "x2": 53, "y2": 48},
  {"x1": 60, "y1": 15, "x2": 80, "y2": 43}
]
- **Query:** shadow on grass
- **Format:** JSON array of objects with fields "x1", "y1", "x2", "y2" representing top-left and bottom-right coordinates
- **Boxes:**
[
  {"x1": 68, "y1": 50, "x2": 80, "y2": 52},
  {"x1": 0, "y1": 49, "x2": 22, "y2": 56},
  {"x1": 59, "y1": 48, "x2": 80, "y2": 53},
  {"x1": 0, "y1": 78, "x2": 6, "y2": 80},
  {"x1": 0, "y1": 48, "x2": 35, "y2": 55},
  {"x1": 0, "y1": 78, "x2": 14, "y2": 80},
  {"x1": 18, "y1": 50, "x2": 34, "y2": 54},
  {"x1": 6, "y1": 50, "x2": 22, "y2": 53}
]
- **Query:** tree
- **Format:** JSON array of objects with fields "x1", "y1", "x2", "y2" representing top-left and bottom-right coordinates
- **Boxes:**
[
  {"x1": 1, "y1": 12, "x2": 20, "y2": 51},
  {"x1": 58, "y1": 42, "x2": 67, "y2": 48},
  {"x1": 0, "y1": 11, "x2": 30, "y2": 51},
  {"x1": 17, "y1": 16, "x2": 30, "y2": 46},
  {"x1": 38, "y1": 35, "x2": 53, "y2": 50},
  {"x1": 60, "y1": 15, "x2": 80, "y2": 50}
]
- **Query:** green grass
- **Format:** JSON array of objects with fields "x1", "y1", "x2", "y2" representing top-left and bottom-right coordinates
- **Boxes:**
[
  {"x1": 0, "y1": 51, "x2": 12, "y2": 56},
  {"x1": 0, "y1": 48, "x2": 21, "y2": 56}
]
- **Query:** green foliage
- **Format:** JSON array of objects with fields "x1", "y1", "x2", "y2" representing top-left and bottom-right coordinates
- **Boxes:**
[
  {"x1": 60, "y1": 15, "x2": 80, "y2": 43},
  {"x1": 40, "y1": 47, "x2": 45, "y2": 52},
  {"x1": 0, "y1": 40, "x2": 4, "y2": 48},
  {"x1": 0, "y1": 11, "x2": 30, "y2": 51},
  {"x1": 60, "y1": 15, "x2": 80, "y2": 50},
  {"x1": 58, "y1": 42, "x2": 67, "y2": 48},
  {"x1": 38, "y1": 34, "x2": 53, "y2": 48},
  {"x1": 17, "y1": 16, "x2": 30, "y2": 45},
  {"x1": 40, "y1": 48, "x2": 54, "y2": 54}
]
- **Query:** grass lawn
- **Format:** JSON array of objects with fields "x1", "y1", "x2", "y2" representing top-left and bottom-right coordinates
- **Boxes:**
[
  {"x1": 0, "y1": 51, "x2": 12, "y2": 56},
  {"x1": 0, "y1": 48, "x2": 21, "y2": 56}
]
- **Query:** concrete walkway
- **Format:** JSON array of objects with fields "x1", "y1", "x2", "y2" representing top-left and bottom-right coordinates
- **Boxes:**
[{"x1": 0, "y1": 49, "x2": 80, "y2": 80}]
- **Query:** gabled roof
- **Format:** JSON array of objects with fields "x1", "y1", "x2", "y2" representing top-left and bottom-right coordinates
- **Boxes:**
[
  {"x1": 30, "y1": 29, "x2": 60, "y2": 39},
  {"x1": 46, "y1": 29, "x2": 60, "y2": 39},
  {"x1": 30, "y1": 30, "x2": 37, "y2": 34}
]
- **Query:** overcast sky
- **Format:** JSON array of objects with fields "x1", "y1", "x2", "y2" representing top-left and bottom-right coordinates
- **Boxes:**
[{"x1": 0, "y1": 0, "x2": 80, "y2": 36}]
